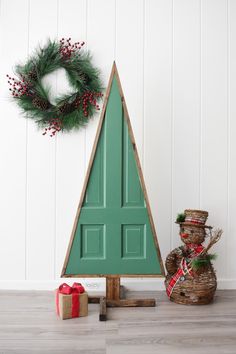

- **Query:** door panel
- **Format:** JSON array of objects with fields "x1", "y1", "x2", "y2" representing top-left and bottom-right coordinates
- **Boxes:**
[
  {"x1": 83, "y1": 126, "x2": 105, "y2": 207},
  {"x1": 121, "y1": 224, "x2": 146, "y2": 260},
  {"x1": 81, "y1": 225, "x2": 105, "y2": 260},
  {"x1": 122, "y1": 118, "x2": 144, "y2": 207},
  {"x1": 64, "y1": 73, "x2": 163, "y2": 276}
]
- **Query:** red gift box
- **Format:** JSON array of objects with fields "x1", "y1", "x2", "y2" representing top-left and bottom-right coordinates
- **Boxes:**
[{"x1": 56, "y1": 283, "x2": 88, "y2": 320}]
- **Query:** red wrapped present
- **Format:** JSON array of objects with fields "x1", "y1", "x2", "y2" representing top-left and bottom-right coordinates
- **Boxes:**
[{"x1": 56, "y1": 282, "x2": 88, "y2": 320}]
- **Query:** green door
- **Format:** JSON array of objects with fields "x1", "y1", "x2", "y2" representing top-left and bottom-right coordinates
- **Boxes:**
[{"x1": 63, "y1": 65, "x2": 163, "y2": 277}]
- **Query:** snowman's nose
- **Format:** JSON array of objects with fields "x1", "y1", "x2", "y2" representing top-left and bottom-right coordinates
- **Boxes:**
[{"x1": 181, "y1": 233, "x2": 189, "y2": 238}]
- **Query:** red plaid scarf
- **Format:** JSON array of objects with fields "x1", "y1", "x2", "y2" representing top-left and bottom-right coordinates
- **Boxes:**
[{"x1": 166, "y1": 244, "x2": 205, "y2": 298}]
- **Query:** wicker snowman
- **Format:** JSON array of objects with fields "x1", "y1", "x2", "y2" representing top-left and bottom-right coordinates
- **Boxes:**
[{"x1": 165, "y1": 209, "x2": 222, "y2": 305}]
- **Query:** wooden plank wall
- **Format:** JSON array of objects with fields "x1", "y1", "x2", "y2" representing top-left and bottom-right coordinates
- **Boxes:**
[{"x1": 0, "y1": 0, "x2": 235, "y2": 288}]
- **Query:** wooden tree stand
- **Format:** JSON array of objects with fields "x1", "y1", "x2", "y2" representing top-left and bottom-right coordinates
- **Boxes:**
[{"x1": 88, "y1": 277, "x2": 156, "y2": 321}]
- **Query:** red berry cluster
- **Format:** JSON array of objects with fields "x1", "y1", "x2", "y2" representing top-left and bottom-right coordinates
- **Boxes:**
[
  {"x1": 76, "y1": 91, "x2": 103, "y2": 117},
  {"x1": 59, "y1": 38, "x2": 85, "y2": 59},
  {"x1": 42, "y1": 118, "x2": 62, "y2": 137},
  {"x1": 6, "y1": 74, "x2": 31, "y2": 97}
]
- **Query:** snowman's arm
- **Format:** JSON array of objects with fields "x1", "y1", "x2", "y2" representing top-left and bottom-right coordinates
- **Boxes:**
[{"x1": 165, "y1": 247, "x2": 184, "y2": 275}]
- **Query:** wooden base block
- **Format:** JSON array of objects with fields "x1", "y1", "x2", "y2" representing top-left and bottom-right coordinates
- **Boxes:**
[
  {"x1": 106, "y1": 298, "x2": 156, "y2": 307},
  {"x1": 88, "y1": 296, "x2": 100, "y2": 304},
  {"x1": 119, "y1": 285, "x2": 126, "y2": 299},
  {"x1": 99, "y1": 296, "x2": 107, "y2": 321}
]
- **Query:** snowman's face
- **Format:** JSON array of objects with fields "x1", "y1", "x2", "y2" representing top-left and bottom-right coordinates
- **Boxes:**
[{"x1": 179, "y1": 225, "x2": 205, "y2": 244}]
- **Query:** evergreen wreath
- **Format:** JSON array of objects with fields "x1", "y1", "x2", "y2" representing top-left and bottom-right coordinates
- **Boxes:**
[{"x1": 7, "y1": 38, "x2": 103, "y2": 136}]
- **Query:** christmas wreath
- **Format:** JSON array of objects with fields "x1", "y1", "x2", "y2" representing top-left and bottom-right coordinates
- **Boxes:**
[{"x1": 7, "y1": 38, "x2": 103, "y2": 136}]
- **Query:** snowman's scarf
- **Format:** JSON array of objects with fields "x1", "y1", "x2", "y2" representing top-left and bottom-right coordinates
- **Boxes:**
[{"x1": 166, "y1": 244, "x2": 205, "y2": 298}]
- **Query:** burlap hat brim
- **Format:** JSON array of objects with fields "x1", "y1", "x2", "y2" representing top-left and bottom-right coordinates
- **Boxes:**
[{"x1": 175, "y1": 221, "x2": 212, "y2": 229}]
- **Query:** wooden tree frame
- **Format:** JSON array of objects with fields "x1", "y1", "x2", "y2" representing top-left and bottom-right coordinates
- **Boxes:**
[{"x1": 61, "y1": 62, "x2": 165, "y2": 320}]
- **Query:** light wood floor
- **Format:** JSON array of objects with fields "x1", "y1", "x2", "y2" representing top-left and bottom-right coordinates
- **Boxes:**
[{"x1": 0, "y1": 290, "x2": 236, "y2": 354}]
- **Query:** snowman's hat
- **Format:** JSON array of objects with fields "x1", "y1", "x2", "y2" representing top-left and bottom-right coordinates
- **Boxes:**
[{"x1": 176, "y1": 209, "x2": 212, "y2": 229}]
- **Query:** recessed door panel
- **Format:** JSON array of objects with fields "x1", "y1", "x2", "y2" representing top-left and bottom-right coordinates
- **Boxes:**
[
  {"x1": 83, "y1": 126, "x2": 105, "y2": 207},
  {"x1": 81, "y1": 224, "x2": 105, "y2": 259},
  {"x1": 122, "y1": 119, "x2": 144, "y2": 207},
  {"x1": 121, "y1": 225, "x2": 145, "y2": 259}
]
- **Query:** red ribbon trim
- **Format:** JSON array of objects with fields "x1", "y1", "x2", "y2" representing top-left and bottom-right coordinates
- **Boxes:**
[
  {"x1": 185, "y1": 218, "x2": 205, "y2": 225},
  {"x1": 166, "y1": 245, "x2": 205, "y2": 298},
  {"x1": 56, "y1": 282, "x2": 85, "y2": 318}
]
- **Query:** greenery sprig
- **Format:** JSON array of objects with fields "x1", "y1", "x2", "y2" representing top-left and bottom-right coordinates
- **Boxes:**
[
  {"x1": 191, "y1": 254, "x2": 217, "y2": 270},
  {"x1": 176, "y1": 213, "x2": 185, "y2": 223},
  {"x1": 7, "y1": 38, "x2": 103, "y2": 136}
]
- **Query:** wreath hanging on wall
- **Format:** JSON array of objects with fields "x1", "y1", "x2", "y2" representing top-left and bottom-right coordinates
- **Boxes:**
[{"x1": 7, "y1": 38, "x2": 103, "y2": 136}]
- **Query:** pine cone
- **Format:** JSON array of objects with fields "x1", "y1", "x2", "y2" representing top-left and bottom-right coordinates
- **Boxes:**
[
  {"x1": 32, "y1": 97, "x2": 50, "y2": 110},
  {"x1": 58, "y1": 101, "x2": 74, "y2": 114},
  {"x1": 79, "y1": 73, "x2": 89, "y2": 85},
  {"x1": 28, "y1": 70, "x2": 38, "y2": 81}
]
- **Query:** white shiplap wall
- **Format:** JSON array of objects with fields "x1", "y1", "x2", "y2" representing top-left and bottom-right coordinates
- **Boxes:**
[{"x1": 0, "y1": 0, "x2": 235, "y2": 290}]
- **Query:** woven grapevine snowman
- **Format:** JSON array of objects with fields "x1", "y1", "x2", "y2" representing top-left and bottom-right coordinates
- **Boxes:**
[{"x1": 165, "y1": 209, "x2": 222, "y2": 305}]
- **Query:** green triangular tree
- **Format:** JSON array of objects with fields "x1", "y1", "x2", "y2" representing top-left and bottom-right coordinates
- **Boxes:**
[{"x1": 62, "y1": 63, "x2": 164, "y2": 279}]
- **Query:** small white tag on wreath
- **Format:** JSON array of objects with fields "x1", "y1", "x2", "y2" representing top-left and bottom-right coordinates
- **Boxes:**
[{"x1": 7, "y1": 38, "x2": 103, "y2": 137}]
